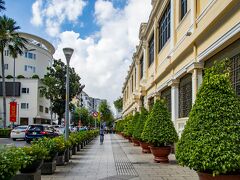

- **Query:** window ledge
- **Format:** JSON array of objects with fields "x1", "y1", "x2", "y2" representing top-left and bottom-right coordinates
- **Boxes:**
[
  {"x1": 158, "y1": 39, "x2": 170, "y2": 56},
  {"x1": 176, "y1": 10, "x2": 191, "y2": 32},
  {"x1": 196, "y1": 0, "x2": 217, "y2": 24}
]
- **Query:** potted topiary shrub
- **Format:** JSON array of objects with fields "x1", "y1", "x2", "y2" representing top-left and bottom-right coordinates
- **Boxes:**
[
  {"x1": 0, "y1": 147, "x2": 30, "y2": 180},
  {"x1": 65, "y1": 139, "x2": 72, "y2": 162},
  {"x1": 123, "y1": 115, "x2": 133, "y2": 142},
  {"x1": 142, "y1": 99, "x2": 178, "y2": 163},
  {"x1": 53, "y1": 136, "x2": 66, "y2": 166},
  {"x1": 33, "y1": 138, "x2": 58, "y2": 175},
  {"x1": 132, "y1": 107, "x2": 150, "y2": 153},
  {"x1": 69, "y1": 133, "x2": 78, "y2": 155},
  {"x1": 20, "y1": 144, "x2": 48, "y2": 173},
  {"x1": 176, "y1": 60, "x2": 240, "y2": 180},
  {"x1": 131, "y1": 112, "x2": 140, "y2": 146}
]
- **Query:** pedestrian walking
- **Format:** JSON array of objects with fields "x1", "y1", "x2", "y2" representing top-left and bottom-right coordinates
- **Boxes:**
[{"x1": 100, "y1": 125, "x2": 104, "y2": 145}]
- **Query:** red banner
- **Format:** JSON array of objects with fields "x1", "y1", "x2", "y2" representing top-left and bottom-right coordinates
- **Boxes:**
[{"x1": 10, "y1": 102, "x2": 17, "y2": 122}]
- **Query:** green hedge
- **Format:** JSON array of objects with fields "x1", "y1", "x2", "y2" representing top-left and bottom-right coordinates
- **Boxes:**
[
  {"x1": 0, "y1": 129, "x2": 99, "y2": 179},
  {"x1": 0, "y1": 129, "x2": 11, "y2": 138}
]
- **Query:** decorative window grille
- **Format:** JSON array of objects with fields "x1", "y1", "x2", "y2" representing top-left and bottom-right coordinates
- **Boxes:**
[
  {"x1": 231, "y1": 53, "x2": 240, "y2": 96},
  {"x1": 179, "y1": 74, "x2": 192, "y2": 118},
  {"x1": 159, "y1": 3, "x2": 171, "y2": 51},
  {"x1": 161, "y1": 87, "x2": 171, "y2": 113},
  {"x1": 149, "y1": 35, "x2": 154, "y2": 67},
  {"x1": 140, "y1": 56, "x2": 143, "y2": 79},
  {"x1": 180, "y1": 0, "x2": 187, "y2": 20}
]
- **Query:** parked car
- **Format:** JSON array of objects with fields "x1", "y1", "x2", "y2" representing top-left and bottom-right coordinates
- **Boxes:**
[
  {"x1": 54, "y1": 127, "x2": 65, "y2": 135},
  {"x1": 25, "y1": 124, "x2": 58, "y2": 143},
  {"x1": 70, "y1": 125, "x2": 77, "y2": 132},
  {"x1": 10, "y1": 125, "x2": 28, "y2": 141}
]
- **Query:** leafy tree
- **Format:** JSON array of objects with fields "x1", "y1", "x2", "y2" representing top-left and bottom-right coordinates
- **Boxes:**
[
  {"x1": 73, "y1": 107, "x2": 89, "y2": 126},
  {"x1": 176, "y1": 60, "x2": 240, "y2": 176},
  {"x1": 141, "y1": 99, "x2": 178, "y2": 147},
  {"x1": 0, "y1": 15, "x2": 27, "y2": 128},
  {"x1": 133, "y1": 107, "x2": 148, "y2": 141},
  {"x1": 0, "y1": 0, "x2": 5, "y2": 11},
  {"x1": 114, "y1": 97, "x2": 123, "y2": 112},
  {"x1": 98, "y1": 100, "x2": 114, "y2": 123},
  {"x1": 40, "y1": 59, "x2": 83, "y2": 124}
]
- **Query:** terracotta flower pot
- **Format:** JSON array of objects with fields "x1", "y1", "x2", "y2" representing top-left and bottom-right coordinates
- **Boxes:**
[
  {"x1": 140, "y1": 142, "x2": 151, "y2": 153},
  {"x1": 129, "y1": 137, "x2": 133, "y2": 143},
  {"x1": 150, "y1": 146, "x2": 171, "y2": 163},
  {"x1": 132, "y1": 138, "x2": 140, "y2": 146},
  {"x1": 197, "y1": 172, "x2": 240, "y2": 180}
]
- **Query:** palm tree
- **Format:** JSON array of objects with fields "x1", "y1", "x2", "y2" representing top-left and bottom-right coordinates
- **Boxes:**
[
  {"x1": 0, "y1": 15, "x2": 27, "y2": 128},
  {"x1": 9, "y1": 37, "x2": 28, "y2": 97},
  {"x1": 0, "y1": 0, "x2": 5, "y2": 12}
]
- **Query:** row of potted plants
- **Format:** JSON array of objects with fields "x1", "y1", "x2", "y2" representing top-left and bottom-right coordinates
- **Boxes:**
[
  {"x1": 116, "y1": 60, "x2": 240, "y2": 180},
  {"x1": 0, "y1": 130, "x2": 99, "y2": 180},
  {"x1": 116, "y1": 99, "x2": 178, "y2": 163}
]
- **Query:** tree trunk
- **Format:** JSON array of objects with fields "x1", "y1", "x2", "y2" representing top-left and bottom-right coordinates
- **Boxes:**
[
  {"x1": 58, "y1": 115, "x2": 62, "y2": 125},
  {"x1": 1, "y1": 50, "x2": 6, "y2": 128}
]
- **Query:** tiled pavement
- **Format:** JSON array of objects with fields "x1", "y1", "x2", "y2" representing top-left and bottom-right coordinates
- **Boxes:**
[{"x1": 42, "y1": 134, "x2": 198, "y2": 180}]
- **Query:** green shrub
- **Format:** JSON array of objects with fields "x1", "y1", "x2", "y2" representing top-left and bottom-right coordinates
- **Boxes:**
[
  {"x1": 17, "y1": 75, "x2": 25, "y2": 79},
  {"x1": 22, "y1": 143, "x2": 48, "y2": 161},
  {"x1": 176, "y1": 60, "x2": 240, "y2": 176},
  {"x1": 115, "y1": 119, "x2": 126, "y2": 133},
  {"x1": 130, "y1": 112, "x2": 140, "y2": 137},
  {"x1": 141, "y1": 99, "x2": 178, "y2": 147},
  {"x1": 0, "y1": 147, "x2": 31, "y2": 180},
  {"x1": 6, "y1": 75, "x2": 13, "y2": 79},
  {"x1": 32, "y1": 74, "x2": 39, "y2": 79},
  {"x1": 0, "y1": 128, "x2": 11, "y2": 138},
  {"x1": 69, "y1": 133, "x2": 78, "y2": 146},
  {"x1": 133, "y1": 107, "x2": 148, "y2": 141},
  {"x1": 52, "y1": 136, "x2": 66, "y2": 154},
  {"x1": 32, "y1": 137, "x2": 58, "y2": 161},
  {"x1": 123, "y1": 115, "x2": 133, "y2": 136}
]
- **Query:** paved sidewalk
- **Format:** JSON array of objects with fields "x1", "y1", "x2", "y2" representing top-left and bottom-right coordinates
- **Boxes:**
[{"x1": 42, "y1": 134, "x2": 198, "y2": 180}]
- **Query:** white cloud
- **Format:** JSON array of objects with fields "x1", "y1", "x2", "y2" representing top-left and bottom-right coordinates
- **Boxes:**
[
  {"x1": 53, "y1": 0, "x2": 152, "y2": 112},
  {"x1": 31, "y1": 0, "x2": 87, "y2": 37},
  {"x1": 31, "y1": 0, "x2": 43, "y2": 26}
]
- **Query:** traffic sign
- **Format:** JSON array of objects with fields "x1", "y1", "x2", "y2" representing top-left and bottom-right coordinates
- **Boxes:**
[{"x1": 92, "y1": 112, "x2": 98, "y2": 117}]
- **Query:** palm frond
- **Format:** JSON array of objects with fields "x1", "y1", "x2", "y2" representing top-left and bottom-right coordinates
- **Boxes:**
[{"x1": 0, "y1": 0, "x2": 5, "y2": 11}]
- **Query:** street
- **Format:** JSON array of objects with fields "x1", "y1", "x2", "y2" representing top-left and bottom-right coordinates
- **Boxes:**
[{"x1": 0, "y1": 138, "x2": 28, "y2": 147}]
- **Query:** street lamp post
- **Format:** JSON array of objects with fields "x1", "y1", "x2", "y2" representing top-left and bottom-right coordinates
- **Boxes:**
[{"x1": 63, "y1": 48, "x2": 74, "y2": 140}]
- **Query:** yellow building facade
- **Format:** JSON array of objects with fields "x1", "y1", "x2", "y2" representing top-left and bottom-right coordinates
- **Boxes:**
[{"x1": 122, "y1": 0, "x2": 240, "y2": 136}]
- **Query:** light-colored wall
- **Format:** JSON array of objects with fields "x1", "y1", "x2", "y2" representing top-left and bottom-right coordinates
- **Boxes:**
[
  {"x1": 0, "y1": 79, "x2": 51, "y2": 126},
  {"x1": 122, "y1": 0, "x2": 240, "y2": 135}
]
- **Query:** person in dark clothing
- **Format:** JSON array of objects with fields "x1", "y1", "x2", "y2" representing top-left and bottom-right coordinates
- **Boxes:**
[{"x1": 100, "y1": 125, "x2": 104, "y2": 144}]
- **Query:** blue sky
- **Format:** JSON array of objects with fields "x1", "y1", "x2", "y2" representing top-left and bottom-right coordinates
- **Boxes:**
[
  {"x1": 2, "y1": 0, "x2": 152, "y2": 110},
  {"x1": 4, "y1": 0, "x2": 127, "y2": 43}
]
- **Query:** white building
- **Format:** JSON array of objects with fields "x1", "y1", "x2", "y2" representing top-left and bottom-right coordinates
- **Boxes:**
[
  {"x1": 0, "y1": 32, "x2": 55, "y2": 126},
  {"x1": 78, "y1": 91, "x2": 106, "y2": 113}
]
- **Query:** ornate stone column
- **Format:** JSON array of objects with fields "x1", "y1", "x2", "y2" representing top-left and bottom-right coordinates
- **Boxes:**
[{"x1": 169, "y1": 79, "x2": 179, "y2": 126}]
